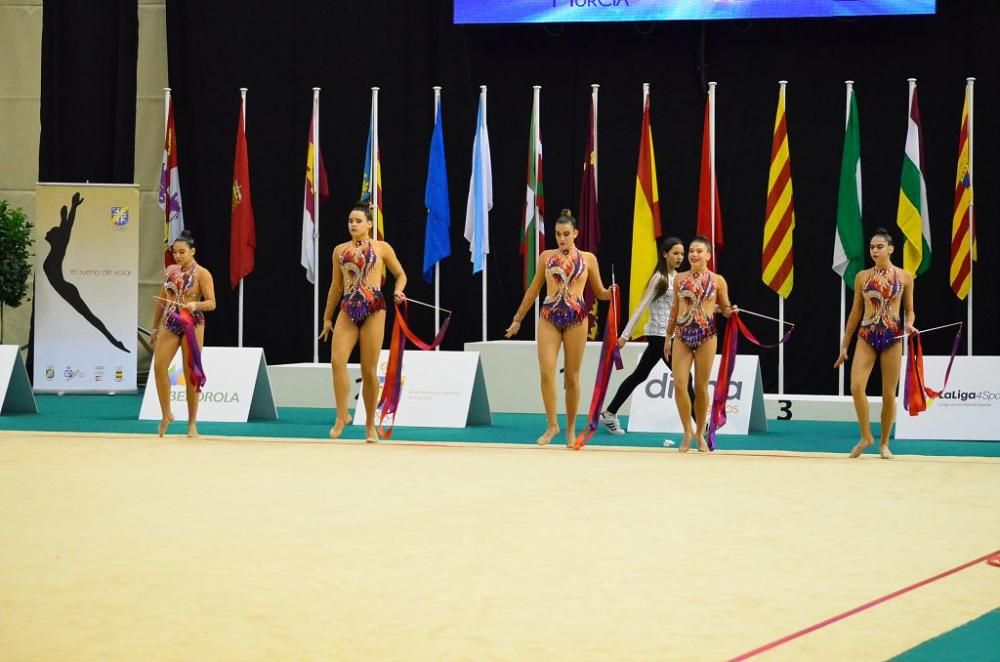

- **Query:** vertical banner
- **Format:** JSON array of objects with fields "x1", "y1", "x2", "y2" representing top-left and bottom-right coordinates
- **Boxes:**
[{"x1": 33, "y1": 184, "x2": 139, "y2": 392}]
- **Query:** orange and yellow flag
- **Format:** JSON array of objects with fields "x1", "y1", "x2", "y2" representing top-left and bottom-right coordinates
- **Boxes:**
[{"x1": 762, "y1": 82, "x2": 795, "y2": 299}]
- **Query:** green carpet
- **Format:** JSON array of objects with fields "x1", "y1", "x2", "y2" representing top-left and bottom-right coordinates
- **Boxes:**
[
  {"x1": 891, "y1": 609, "x2": 1000, "y2": 661},
  {"x1": 2, "y1": 394, "x2": 998, "y2": 457}
]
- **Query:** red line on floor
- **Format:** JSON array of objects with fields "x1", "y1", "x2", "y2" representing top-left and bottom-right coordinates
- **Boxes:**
[{"x1": 728, "y1": 549, "x2": 1000, "y2": 661}]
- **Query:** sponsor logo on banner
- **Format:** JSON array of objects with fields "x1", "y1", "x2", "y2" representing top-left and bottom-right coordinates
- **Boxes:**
[
  {"x1": 111, "y1": 206, "x2": 130, "y2": 229},
  {"x1": 45, "y1": 366, "x2": 55, "y2": 380},
  {"x1": 114, "y1": 367, "x2": 124, "y2": 382},
  {"x1": 64, "y1": 366, "x2": 85, "y2": 381},
  {"x1": 643, "y1": 372, "x2": 745, "y2": 415},
  {"x1": 895, "y1": 357, "x2": 1000, "y2": 441}
]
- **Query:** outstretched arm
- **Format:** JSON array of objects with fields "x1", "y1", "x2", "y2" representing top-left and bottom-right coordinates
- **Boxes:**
[
  {"x1": 715, "y1": 275, "x2": 735, "y2": 317},
  {"x1": 505, "y1": 254, "x2": 546, "y2": 337},
  {"x1": 619, "y1": 273, "x2": 659, "y2": 343},
  {"x1": 902, "y1": 271, "x2": 916, "y2": 334},
  {"x1": 381, "y1": 242, "x2": 407, "y2": 303},
  {"x1": 586, "y1": 253, "x2": 611, "y2": 300}
]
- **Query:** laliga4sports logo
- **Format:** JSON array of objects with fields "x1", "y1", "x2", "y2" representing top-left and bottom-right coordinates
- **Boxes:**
[{"x1": 939, "y1": 388, "x2": 1000, "y2": 402}]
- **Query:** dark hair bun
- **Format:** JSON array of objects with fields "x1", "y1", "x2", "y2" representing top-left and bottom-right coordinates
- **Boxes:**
[{"x1": 560, "y1": 208, "x2": 573, "y2": 217}]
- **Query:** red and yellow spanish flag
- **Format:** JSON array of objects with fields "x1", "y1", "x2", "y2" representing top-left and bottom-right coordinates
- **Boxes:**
[
  {"x1": 762, "y1": 82, "x2": 795, "y2": 299},
  {"x1": 627, "y1": 85, "x2": 662, "y2": 338},
  {"x1": 950, "y1": 83, "x2": 976, "y2": 300},
  {"x1": 230, "y1": 99, "x2": 255, "y2": 289}
]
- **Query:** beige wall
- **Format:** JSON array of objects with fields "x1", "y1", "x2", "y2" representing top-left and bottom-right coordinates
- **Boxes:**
[
  {"x1": 0, "y1": 1, "x2": 167, "y2": 375},
  {"x1": 0, "y1": 0, "x2": 42, "y2": 348},
  {"x1": 136, "y1": 1, "x2": 169, "y2": 374}
]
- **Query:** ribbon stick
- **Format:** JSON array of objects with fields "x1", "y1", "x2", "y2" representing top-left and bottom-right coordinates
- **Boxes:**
[
  {"x1": 706, "y1": 311, "x2": 794, "y2": 450},
  {"x1": 904, "y1": 322, "x2": 963, "y2": 416},
  {"x1": 573, "y1": 284, "x2": 623, "y2": 450},
  {"x1": 375, "y1": 300, "x2": 452, "y2": 437}
]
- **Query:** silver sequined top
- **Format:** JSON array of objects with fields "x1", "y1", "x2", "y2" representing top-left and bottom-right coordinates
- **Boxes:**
[{"x1": 620, "y1": 271, "x2": 674, "y2": 339}]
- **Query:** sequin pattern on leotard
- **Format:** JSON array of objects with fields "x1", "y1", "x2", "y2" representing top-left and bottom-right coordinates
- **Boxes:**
[
  {"x1": 162, "y1": 263, "x2": 204, "y2": 336},
  {"x1": 340, "y1": 240, "x2": 386, "y2": 325},
  {"x1": 674, "y1": 270, "x2": 717, "y2": 349},
  {"x1": 858, "y1": 267, "x2": 903, "y2": 352},
  {"x1": 539, "y1": 249, "x2": 587, "y2": 331}
]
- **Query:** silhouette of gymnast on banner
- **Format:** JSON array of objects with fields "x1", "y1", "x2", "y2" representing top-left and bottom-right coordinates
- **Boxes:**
[{"x1": 42, "y1": 192, "x2": 129, "y2": 353}]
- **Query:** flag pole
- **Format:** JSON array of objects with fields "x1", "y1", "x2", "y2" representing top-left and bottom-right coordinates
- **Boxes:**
[
  {"x1": 481, "y1": 84, "x2": 488, "y2": 343},
  {"x1": 312, "y1": 87, "x2": 321, "y2": 363},
  {"x1": 777, "y1": 79, "x2": 786, "y2": 397},
  {"x1": 708, "y1": 81, "x2": 717, "y2": 269},
  {"x1": 532, "y1": 84, "x2": 542, "y2": 338},
  {"x1": 371, "y1": 87, "x2": 380, "y2": 240},
  {"x1": 163, "y1": 87, "x2": 171, "y2": 134},
  {"x1": 163, "y1": 87, "x2": 171, "y2": 267},
  {"x1": 433, "y1": 86, "x2": 442, "y2": 346},
  {"x1": 238, "y1": 87, "x2": 247, "y2": 348},
  {"x1": 966, "y1": 76, "x2": 975, "y2": 356},
  {"x1": 838, "y1": 80, "x2": 853, "y2": 398}
]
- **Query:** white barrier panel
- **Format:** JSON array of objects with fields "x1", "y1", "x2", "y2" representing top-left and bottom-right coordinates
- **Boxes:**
[
  {"x1": 464, "y1": 340, "x2": 649, "y2": 414},
  {"x1": 139, "y1": 347, "x2": 277, "y2": 423},
  {"x1": 895, "y1": 356, "x2": 1000, "y2": 441},
  {"x1": 354, "y1": 350, "x2": 491, "y2": 428},
  {"x1": 33, "y1": 184, "x2": 139, "y2": 392},
  {"x1": 627, "y1": 354, "x2": 766, "y2": 435},
  {"x1": 0, "y1": 345, "x2": 37, "y2": 414}
]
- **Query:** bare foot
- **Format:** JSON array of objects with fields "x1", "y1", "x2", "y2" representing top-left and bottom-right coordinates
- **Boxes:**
[
  {"x1": 329, "y1": 416, "x2": 351, "y2": 440},
  {"x1": 565, "y1": 429, "x2": 578, "y2": 448},
  {"x1": 537, "y1": 424, "x2": 559, "y2": 446},
  {"x1": 187, "y1": 422, "x2": 199, "y2": 438},
  {"x1": 696, "y1": 435, "x2": 710, "y2": 452},
  {"x1": 879, "y1": 444, "x2": 894, "y2": 459},
  {"x1": 679, "y1": 432, "x2": 693, "y2": 453},
  {"x1": 365, "y1": 426, "x2": 379, "y2": 444},
  {"x1": 849, "y1": 437, "x2": 873, "y2": 458},
  {"x1": 157, "y1": 415, "x2": 174, "y2": 437}
]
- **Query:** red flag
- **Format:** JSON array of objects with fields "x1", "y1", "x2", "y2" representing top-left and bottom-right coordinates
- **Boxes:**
[
  {"x1": 696, "y1": 91, "x2": 724, "y2": 270},
  {"x1": 230, "y1": 103, "x2": 255, "y2": 289}
]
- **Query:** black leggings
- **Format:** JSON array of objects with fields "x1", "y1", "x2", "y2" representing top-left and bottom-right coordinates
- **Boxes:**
[{"x1": 606, "y1": 336, "x2": 695, "y2": 420}]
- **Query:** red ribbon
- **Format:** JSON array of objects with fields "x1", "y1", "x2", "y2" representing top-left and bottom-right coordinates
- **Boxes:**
[
  {"x1": 166, "y1": 308, "x2": 206, "y2": 392},
  {"x1": 573, "y1": 284, "x2": 623, "y2": 449},
  {"x1": 375, "y1": 300, "x2": 451, "y2": 437},
  {"x1": 904, "y1": 324, "x2": 962, "y2": 416},
  {"x1": 707, "y1": 312, "x2": 794, "y2": 450}
]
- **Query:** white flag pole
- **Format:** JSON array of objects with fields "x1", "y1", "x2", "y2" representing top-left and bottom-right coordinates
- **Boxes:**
[
  {"x1": 433, "y1": 86, "x2": 442, "y2": 346},
  {"x1": 708, "y1": 81, "x2": 718, "y2": 269},
  {"x1": 238, "y1": 87, "x2": 247, "y2": 348},
  {"x1": 481, "y1": 85, "x2": 488, "y2": 343},
  {"x1": 777, "y1": 80, "x2": 787, "y2": 397},
  {"x1": 371, "y1": 87, "x2": 380, "y2": 240},
  {"x1": 532, "y1": 84, "x2": 542, "y2": 338},
  {"x1": 312, "y1": 87, "x2": 321, "y2": 363},
  {"x1": 966, "y1": 77, "x2": 975, "y2": 356},
  {"x1": 163, "y1": 87, "x2": 171, "y2": 133},
  {"x1": 902, "y1": 78, "x2": 918, "y2": 364},
  {"x1": 838, "y1": 80, "x2": 853, "y2": 397}
]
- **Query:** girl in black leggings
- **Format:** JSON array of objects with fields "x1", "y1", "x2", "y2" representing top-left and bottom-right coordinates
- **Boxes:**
[{"x1": 601, "y1": 236, "x2": 694, "y2": 434}]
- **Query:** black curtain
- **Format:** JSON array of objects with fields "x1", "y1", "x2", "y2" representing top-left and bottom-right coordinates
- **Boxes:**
[
  {"x1": 39, "y1": 0, "x2": 138, "y2": 182},
  {"x1": 163, "y1": 0, "x2": 999, "y2": 395},
  {"x1": 32, "y1": 0, "x2": 138, "y2": 377}
]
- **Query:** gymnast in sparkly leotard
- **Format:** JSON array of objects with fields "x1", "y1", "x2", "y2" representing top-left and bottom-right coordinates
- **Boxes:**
[
  {"x1": 321, "y1": 203, "x2": 407, "y2": 443},
  {"x1": 505, "y1": 209, "x2": 611, "y2": 447},
  {"x1": 664, "y1": 236, "x2": 735, "y2": 453},
  {"x1": 835, "y1": 228, "x2": 915, "y2": 460},
  {"x1": 150, "y1": 231, "x2": 217, "y2": 439}
]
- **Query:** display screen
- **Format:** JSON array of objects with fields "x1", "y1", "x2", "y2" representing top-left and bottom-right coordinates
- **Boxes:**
[{"x1": 454, "y1": 1, "x2": 936, "y2": 25}]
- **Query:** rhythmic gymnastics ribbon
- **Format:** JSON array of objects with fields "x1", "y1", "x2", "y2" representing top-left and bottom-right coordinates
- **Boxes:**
[
  {"x1": 707, "y1": 310, "x2": 795, "y2": 451},
  {"x1": 573, "y1": 284, "x2": 623, "y2": 450},
  {"x1": 376, "y1": 298, "x2": 452, "y2": 438},
  {"x1": 903, "y1": 322, "x2": 963, "y2": 416},
  {"x1": 165, "y1": 307, "x2": 206, "y2": 392}
]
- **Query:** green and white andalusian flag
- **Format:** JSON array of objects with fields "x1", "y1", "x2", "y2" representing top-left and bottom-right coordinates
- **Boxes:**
[
  {"x1": 896, "y1": 80, "x2": 932, "y2": 277},
  {"x1": 833, "y1": 84, "x2": 865, "y2": 289}
]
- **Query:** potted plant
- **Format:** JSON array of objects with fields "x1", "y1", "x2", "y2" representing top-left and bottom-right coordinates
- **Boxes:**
[{"x1": 0, "y1": 199, "x2": 34, "y2": 344}]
